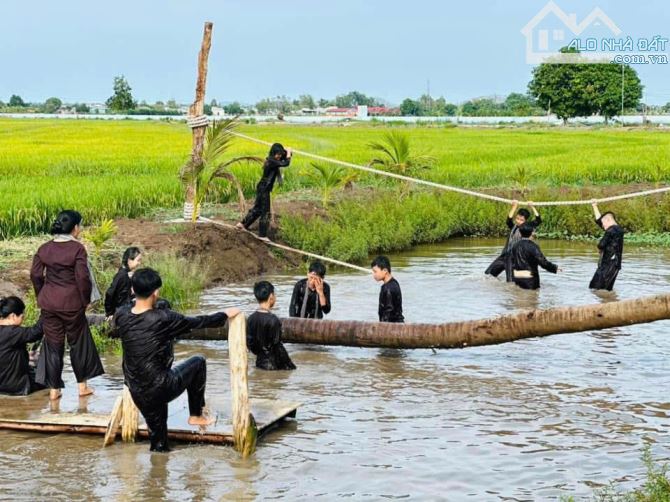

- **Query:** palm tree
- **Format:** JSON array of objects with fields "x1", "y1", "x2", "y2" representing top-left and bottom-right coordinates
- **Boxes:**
[
  {"x1": 179, "y1": 118, "x2": 262, "y2": 221},
  {"x1": 368, "y1": 131, "x2": 434, "y2": 195},
  {"x1": 308, "y1": 162, "x2": 358, "y2": 207}
]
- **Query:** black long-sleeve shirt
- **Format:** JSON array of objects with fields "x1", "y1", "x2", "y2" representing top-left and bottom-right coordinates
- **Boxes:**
[
  {"x1": 104, "y1": 267, "x2": 133, "y2": 316},
  {"x1": 247, "y1": 311, "x2": 296, "y2": 370},
  {"x1": 112, "y1": 308, "x2": 228, "y2": 399},
  {"x1": 503, "y1": 215, "x2": 542, "y2": 253},
  {"x1": 257, "y1": 156, "x2": 291, "y2": 193},
  {"x1": 508, "y1": 239, "x2": 558, "y2": 290},
  {"x1": 0, "y1": 321, "x2": 43, "y2": 395},
  {"x1": 596, "y1": 223, "x2": 624, "y2": 271},
  {"x1": 379, "y1": 278, "x2": 404, "y2": 323},
  {"x1": 288, "y1": 279, "x2": 331, "y2": 319}
]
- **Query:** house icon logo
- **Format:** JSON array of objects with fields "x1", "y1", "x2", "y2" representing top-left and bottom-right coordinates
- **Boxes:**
[{"x1": 521, "y1": 1, "x2": 622, "y2": 63}]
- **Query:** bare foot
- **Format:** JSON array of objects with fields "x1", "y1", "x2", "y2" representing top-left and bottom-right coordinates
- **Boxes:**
[
  {"x1": 78, "y1": 383, "x2": 94, "y2": 397},
  {"x1": 49, "y1": 389, "x2": 62, "y2": 401},
  {"x1": 188, "y1": 415, "x2": 215, "y2": 427},
  {"x1": 235, "y1": 223, "x2": 245, "y2": 230}
]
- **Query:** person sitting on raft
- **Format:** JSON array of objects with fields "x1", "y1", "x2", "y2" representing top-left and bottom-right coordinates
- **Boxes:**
[
  {"x1": 0, "y1": 296, "x2": 46, "y2": 396},
  {"x1": 507, "y1": 224, "x2": 560, "y2": 290},
  {"x1": 289, "y1": 260, "x2": 331, "y2": 319},
  {"x1": 371, "y1": 256, "x2": 404, "y2": 323},
  {"x1": 247, "y1": 281, "x2": 296, "y2": 370},
  {"x1": 236, "y1": 143, "x2": 292, "y2": 241},
  {"x1": 104, "y1": 246, "x2": 142, "y2": 320},
  {"x1": 112, "y1": 267, "x2": 241, "y2": 452},
  {"x1": 589, "y1": 202, "x2": 624, "y2": 291},
  {"x1": 485, "y1": 200, "x2": 541, "y2": 281}
]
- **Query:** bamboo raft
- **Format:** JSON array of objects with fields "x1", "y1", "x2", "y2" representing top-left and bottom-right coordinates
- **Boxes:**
[{"x1": 0, "y1": 397, "x2": 299, "y2": 446}]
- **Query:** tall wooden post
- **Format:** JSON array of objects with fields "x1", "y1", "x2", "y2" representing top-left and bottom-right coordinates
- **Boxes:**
[
  {"x1": 184, "y1": 21, "x2": 213, "y2": 220},
  {"x1": 228, "y1": 314, "x2": 258, "y2": 457}
]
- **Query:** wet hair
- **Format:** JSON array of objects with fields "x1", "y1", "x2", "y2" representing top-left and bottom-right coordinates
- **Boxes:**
[
  {"x1": 308, "y1": 260, "x2": 326, "y2": 278},
  {"x1": 0, "y1": 296, "x2": 26, "y2": 319},
  {"x1": 122, "y1": 247, "x2": 142, "y2": 269},
  {"x1": 519, "y1": 223, "x2": 535, "y2": 238},
  {"x1": 516, "y1": 208, "x2": 531, "y2": 220},
  {"x1": 131, "y1": 268, "x2": 162, "y2": 299},
  {"x1": 601, "y1": 211, "x2": 616, "y2": 221},
  {"x1": 254, "y1": 280, "x2": 275, "y2": 302},
  {"x1": 371, "y1": 255, "x2": 392, "y2": 273},
  {"x1": 268, "y1": 143, "x2": 287, "y2": 159},
  {"x1": 50, "y1": 210, "x2": 82, "y2": 235}
]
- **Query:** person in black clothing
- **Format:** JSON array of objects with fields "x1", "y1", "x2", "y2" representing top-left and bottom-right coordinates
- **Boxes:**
[
  {"x1": 371, "y1": 256, "x2": 404, "y2": 323},
  {"x1": 104, "y1": 247, "x2": 142, "y2": 320},
  {"x1": 112, "y1": 268, "x2": 241, "y2": 452},
  {"x1": 236, "y1": 143, "x2": 292, "y2": 240},
  {"x1": 508, "y1": 224, "x2": 560, "y2": 290},
  {"x1": 289, "y1": 261, "x2": 331, "y2": 319},
  {"x1": 486, "y1": 200, "x2": 542, "y2": 280},
  {"x1": 247, "y1": 281, "x2": 296, "y2": 370},
  {"x1": 589, "y1": 202, "x2": 624, "y2": 291},
  {"x1": 0, "y1": 296, "x2": 46, "y2": 396}
]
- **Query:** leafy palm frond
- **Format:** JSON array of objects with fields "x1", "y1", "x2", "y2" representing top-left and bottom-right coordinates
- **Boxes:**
[
  {"x1": 308, "y1": 162, "x2": 358, "y2": 207},
  {"x1": 180, "y1": 117, "x2": 263, "y2": 221}
]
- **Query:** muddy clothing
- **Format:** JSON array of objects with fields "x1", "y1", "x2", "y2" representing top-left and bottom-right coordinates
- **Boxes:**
[
  {"x1": 508, "y1": 239, "x2": 558, "y2": 290},
  {"x1": 485, "y1": 215, "x2": 542, "y2": 280},
  {"x1": 247, "y1": 311, "x2": 296, "y2": 371},
  {"x1": 112, "y1": 307, "x2": 229, "y2": 452},
  {"x1": 0, "y1": 321, "x2": 45, "y2": 396},
  {"x1": 104, "y1": 267, "x2": 133, "y2": 316},
  {"x1": 379, "y1": 278, "x2": 404, "y2": 323},
  {"x1": 589, "y1": 222, "x2": 624, "y2": 291},
  {"x1": 289, "y1": 279, "x2": 331, "y2": 319},
  {"x1": 241, "y1": 156, "x2": 291, "y2": 237},
  {"x1": 31, "y1": 239, "x2": 104, "y2": 388}
]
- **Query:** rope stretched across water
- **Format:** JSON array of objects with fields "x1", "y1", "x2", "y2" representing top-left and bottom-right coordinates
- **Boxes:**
[{"x1": 232, "y1": 132, "x2": 670, "y2": 207}]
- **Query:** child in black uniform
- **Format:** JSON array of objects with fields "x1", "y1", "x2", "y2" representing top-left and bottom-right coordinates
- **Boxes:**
[
  {"x1": 589, "y1": 202, "x2": 624, "y2": 291},
  {"x1": 237, "y1": 143, "x2": 292, "y2": 240},
  {"x1": 371, "y1": 256, "x2": 404, "y2": 323},
  {"x1": 247, "y1": 281, "x2": 296, "y2": 370}
]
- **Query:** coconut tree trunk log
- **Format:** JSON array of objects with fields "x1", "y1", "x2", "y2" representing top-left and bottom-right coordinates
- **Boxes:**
[{"x1": 183, "y1": 293, "x2": 670, "y2": 349}]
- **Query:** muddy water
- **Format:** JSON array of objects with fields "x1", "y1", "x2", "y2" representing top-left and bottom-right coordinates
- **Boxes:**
[{"x1": 2, "y1": 238, "x2": 670, "y2": 501}]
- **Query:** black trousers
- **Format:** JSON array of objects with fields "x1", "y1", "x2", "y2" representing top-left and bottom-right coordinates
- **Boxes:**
[
  {"x1": 589, "y1": 264, "x2": 620, "y2": 291},
  {"x1": 241, "y1": 188, "x2": 271, "y2": 237},
  {"x1": 36, "y1": 310, "x2": 104, "y2": 389},
  {"x1": 131, "y1": 356, "x2": 207, "y2": 452},
  {"x1": 485, "y1": 253, "x2": 512, "y2": 281}
]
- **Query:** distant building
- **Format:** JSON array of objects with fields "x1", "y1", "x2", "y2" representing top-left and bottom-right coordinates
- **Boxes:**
[
  {"x1": 212, "y1": 106, "x2": 225, "y2": 117},
  {"x1": 89, "y1": 103, "x2": 107, "y2": 114},
  {"x1": 324, "y1": 106, "x2": 357, "y2": 117}
]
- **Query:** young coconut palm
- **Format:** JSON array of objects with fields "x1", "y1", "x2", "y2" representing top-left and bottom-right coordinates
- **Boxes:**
[
  {"x1": 368, "y1": 131, "x2": 434, "y2": 194},
  {"x1": 179, "y1": 118, "x2": 262, "y2": 221},
  {"x1": 308, "y1": 162, "x2": 358, "y2": 207}
]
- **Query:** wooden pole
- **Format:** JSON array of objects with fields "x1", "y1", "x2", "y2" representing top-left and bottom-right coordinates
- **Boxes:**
[
  {"x1": 183, "y1": 293, "x2": 670, "y2": 350},
  {"x1": 184, "y1": 21, "x2": 213, "y2": 220},
  {"x1": 228, "y1": 314, "x2": 257, "y2": 457}
]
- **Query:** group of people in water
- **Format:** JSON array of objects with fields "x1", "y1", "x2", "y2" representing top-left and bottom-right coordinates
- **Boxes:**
[{"x1": 0, "y1": 141, "x2": 624, "y2": 452}]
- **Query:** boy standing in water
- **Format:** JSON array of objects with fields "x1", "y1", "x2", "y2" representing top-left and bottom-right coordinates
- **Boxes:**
[
  {"x1": 485, "y1": 200, "x2": 541, "y2": 280},
  {"x1": 247, "y1": 281, "x2": 296, "y2": 371},
  {"x1": 112, "y1": 268, "x2": 241, "y2": 452},
  {"x1": 371, "y1": 256, "x2": 404, "y2": 323},
  {"x1": 589, "y1": 202, "x2": 624, "y2": 291},
  {"x1": 289, "y1": 260, "x2": 331, "y2": 319},
  {"x1": 508, "y1": 224, "x2": 559, "y2": 290},
  {"x1": 236, "y1": 143, "x2": 292, "y2": 241}
]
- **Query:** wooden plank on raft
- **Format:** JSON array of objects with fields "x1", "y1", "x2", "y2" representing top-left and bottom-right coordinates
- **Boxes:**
[{"x1": 0, "y1": 399, "x2": 299, "y2": 446}]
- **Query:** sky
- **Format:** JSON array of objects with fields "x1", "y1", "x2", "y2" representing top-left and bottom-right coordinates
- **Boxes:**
[{"x1": 1, "y1": 0, "x2": 669, "y2": 105}]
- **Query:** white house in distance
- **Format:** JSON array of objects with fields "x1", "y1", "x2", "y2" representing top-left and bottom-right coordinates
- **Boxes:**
[{"x1": 521, "y1": 1, "x2": 622, "y2": 64}]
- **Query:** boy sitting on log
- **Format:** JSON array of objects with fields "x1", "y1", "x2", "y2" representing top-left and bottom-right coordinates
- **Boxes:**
[
  {"x1": 589, "y1": 202, "x2": 624, "y2": 291},
  {"x1": 486, "y1": 200, "x2": 541, "y2": 281},
  {"x1": 371, "y1": 256, "x2": 404, "y2": 323},
  {"x1": 112, "y1": 268, "x2": 240, "y2": 452},
  {"x1": 247, "y1": 281, "x2": 296, "y2": 370},
  {"x1": 507, "y1": 224, "x2": 560, "y2": 290}
]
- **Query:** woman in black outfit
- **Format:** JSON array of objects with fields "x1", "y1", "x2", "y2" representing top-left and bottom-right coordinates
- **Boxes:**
[{"x1": 105, "y1": 247, "x2": 142, "y2": 319}]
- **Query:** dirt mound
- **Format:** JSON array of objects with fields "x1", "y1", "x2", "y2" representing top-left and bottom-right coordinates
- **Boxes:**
[{"x1": 113, "y1": 219, "x2": 299, "y2": 286}]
